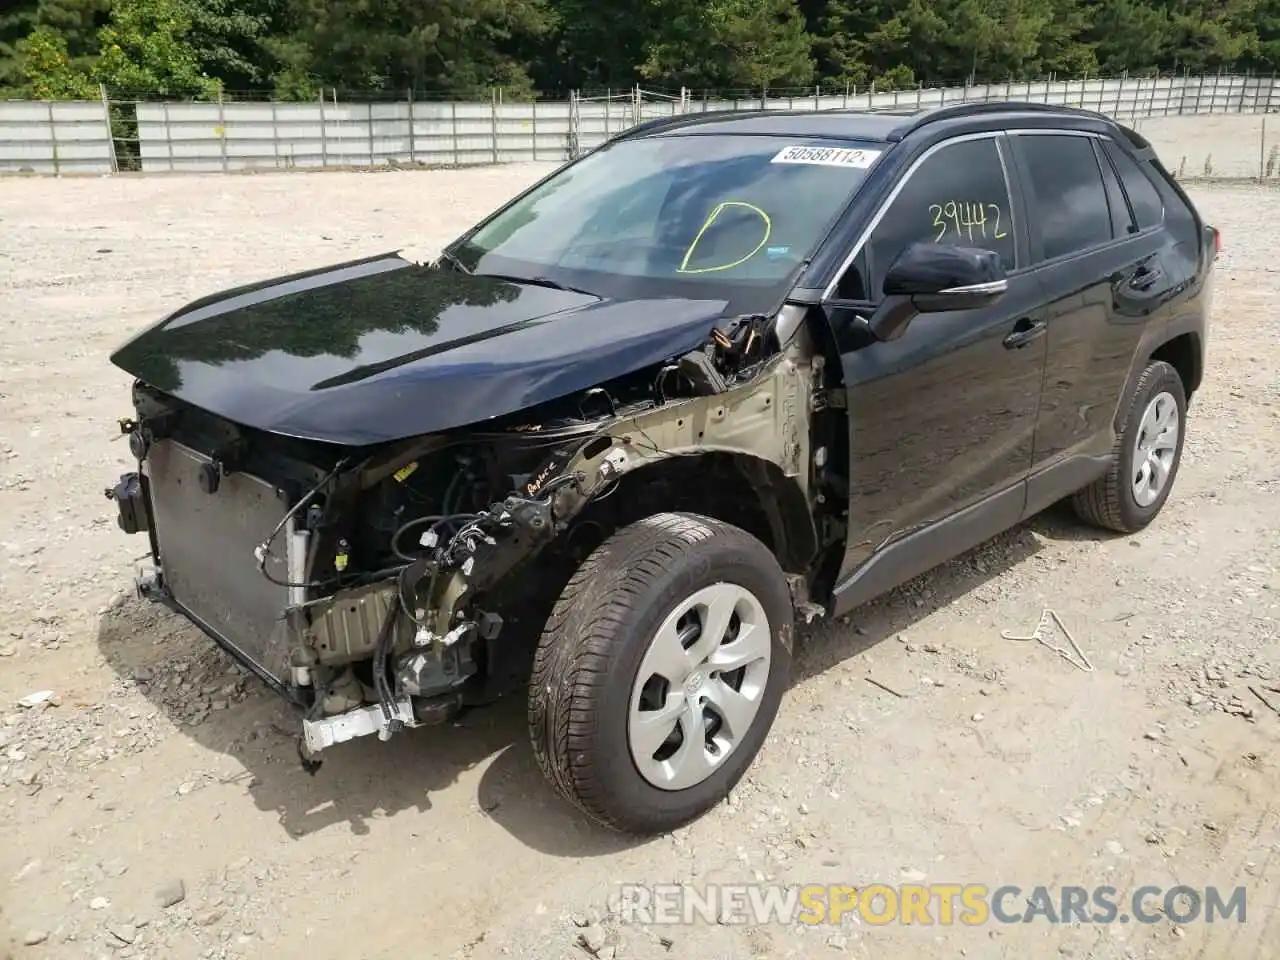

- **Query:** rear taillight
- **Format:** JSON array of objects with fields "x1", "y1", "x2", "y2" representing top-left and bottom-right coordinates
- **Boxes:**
[{"x1": 1211, "y1": 226, "x2": 1222, "y2": 258}]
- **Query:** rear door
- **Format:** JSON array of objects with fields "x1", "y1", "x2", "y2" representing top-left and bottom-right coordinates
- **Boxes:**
[
  {"x1": 820, "y1": 132, "x2": 1048, "y2": 592},
  {"x1": 1006, "y1": 130, "x2": 1179, "y2": 513}
]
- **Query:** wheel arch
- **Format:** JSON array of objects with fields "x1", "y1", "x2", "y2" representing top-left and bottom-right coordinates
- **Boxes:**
[
  {"x1": 1149, "y1": 331, "x2": 1203, "y2": 401},
  {"x1": 1113, "y1": 322, "x2": 1203, "y2": 434},
  {"x1": 567, "y1": 450, "x2": 820, "y2": 577}
]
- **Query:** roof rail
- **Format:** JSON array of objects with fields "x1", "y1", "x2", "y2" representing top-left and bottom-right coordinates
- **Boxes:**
[
  {"x1": 608, "y1": 108, "x2": 753, "y2": 143},
  {"x1": 885, "y1": 99, "x2": 1111, "y2": 141}
]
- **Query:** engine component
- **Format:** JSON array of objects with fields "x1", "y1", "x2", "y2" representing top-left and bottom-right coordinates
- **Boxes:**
[
  {"x1": 306, "y1": 581, "x2": 415, "y2": 666},
  {"x1": 198, "y1": 461, "x2": 221, "y2": 494},
  {"x1": 395, "y1": 641, "x2": 476, "y2": 698},
  {"x1": 105, "y1": 472, "x2": 149, "y2": 535}
]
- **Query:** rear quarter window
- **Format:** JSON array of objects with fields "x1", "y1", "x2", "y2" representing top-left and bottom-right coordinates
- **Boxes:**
[{"x1": 1102, "y1": 141, "x2": 1164, "y2": 230}]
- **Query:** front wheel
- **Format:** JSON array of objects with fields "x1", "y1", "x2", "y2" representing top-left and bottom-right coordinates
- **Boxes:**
[{"x1": 527, "y1": 512, "x2": 794, "y2": 835}]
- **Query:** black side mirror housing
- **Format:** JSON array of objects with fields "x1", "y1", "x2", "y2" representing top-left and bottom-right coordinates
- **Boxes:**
[{"x1": 867, "y1": 242, "x2": 1009, "y2": 341}]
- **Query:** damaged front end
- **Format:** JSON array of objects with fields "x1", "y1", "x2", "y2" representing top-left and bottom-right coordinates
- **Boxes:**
[{"x1": 105, "y1": 307, "x2": 827, "y2": 769}]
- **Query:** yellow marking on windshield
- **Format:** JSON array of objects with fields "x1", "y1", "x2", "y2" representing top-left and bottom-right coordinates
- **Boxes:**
[{"x1": 677, "y1": 200, "x2": 773, "y2": 274}]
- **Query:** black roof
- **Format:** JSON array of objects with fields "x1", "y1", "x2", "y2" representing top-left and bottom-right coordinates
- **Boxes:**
[{"x1": 621, "y1": 99, "x2": 1129, "y2": 145}]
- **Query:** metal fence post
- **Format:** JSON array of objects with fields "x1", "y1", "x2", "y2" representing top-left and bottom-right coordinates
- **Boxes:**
[
  {"x1": 407, "y1": 89, "x2": 416, "y2": 164},
  {"x1": 332, "y1": 89, "x2": 341, "y2": 166},
  {"x1": 318, "y1": 90, "x2": 327, "y2": 167},
  {"x1": 367, "y1": 101, "x2": 375, "y2": 165},
  {"x1": 46, "y1": 101, "x2": 59, "y2": 175},
  {"x1": 270, "y1": 100, "x2": 280, "y2": 169},
  {"x1": 451, "y1": 101, "x2": 459, "y2": 166},
  {"x1": 163, "y1": 101, "x2": 174, "y2": 172},
  {"x1": 217, "y1": 90, "x2": 228, "y2": 172},
  {"x1": 531, "y1": 98, "x2": 538, "y2": 161},
  {"x1": 490, "y1": 88, "x2": 499, "y2": 164},
  {"x1": 99, "y1": 83, "x2": 118, "y2": 174},
  {"x1": 1260, "y1": 114, "x2": 1266, "y2": 182}
]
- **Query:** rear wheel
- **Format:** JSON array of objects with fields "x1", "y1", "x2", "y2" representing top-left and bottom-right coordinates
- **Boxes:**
[
  {"x1": 1073, "y1": 360, "x2": 1187, "y2": 533},
  {"x1": 528, "y1": 512, "x2": 794, "y2": 835}
]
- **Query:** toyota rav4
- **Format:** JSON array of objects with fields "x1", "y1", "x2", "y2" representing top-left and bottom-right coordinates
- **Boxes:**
[{"x1": 105, "y1": 100, "x2": 1217, "y2": 835}]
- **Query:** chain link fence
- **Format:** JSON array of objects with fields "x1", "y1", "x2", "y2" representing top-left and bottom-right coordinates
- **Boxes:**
[{"x1": 1, "y1": 73, "x2": 1277, "y2": 178}]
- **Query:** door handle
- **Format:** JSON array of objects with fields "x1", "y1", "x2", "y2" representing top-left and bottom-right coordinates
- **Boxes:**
[
  {"x1": 1003, "y1": 318, "x2": 1046, "y2": 350},
  {"x1": 1129, "y1": 265, "x2": 1164, "y2": 291}
]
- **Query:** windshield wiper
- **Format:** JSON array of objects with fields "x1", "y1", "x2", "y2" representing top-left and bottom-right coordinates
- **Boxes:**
[
  {"x1": 476, "y1": 273, "x2": 598, "y2": 297},
  {"x1": 437, "y1": 249, "x2": 472, "y2": 274}
]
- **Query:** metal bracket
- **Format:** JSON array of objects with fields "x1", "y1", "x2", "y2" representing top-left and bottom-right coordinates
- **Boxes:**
[
  {"x1": 785, "y1": 573, "x2": 826, "y2": 624},
  {"x1": 811, "y1": 389, "x2": 846, "y2": 412},
  {"x1": 301, "y1": 699, "x2": 416, "y2": 754}
]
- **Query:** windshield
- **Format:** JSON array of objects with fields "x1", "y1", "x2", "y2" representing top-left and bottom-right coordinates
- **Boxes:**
[{"x1": 449, "y1": 134, "x2": 884, "y2": 312}]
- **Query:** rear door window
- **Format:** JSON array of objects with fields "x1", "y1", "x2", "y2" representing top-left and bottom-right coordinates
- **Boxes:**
[{"x1": 1015, "y1": 134, "x2": 1113, "y2": 262}]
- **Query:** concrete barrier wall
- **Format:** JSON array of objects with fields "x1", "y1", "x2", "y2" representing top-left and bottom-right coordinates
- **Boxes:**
[
  {"x1": 1135, "y1": 114, "x2": 1279, "y2": 179},
  {"x1": 2, "y1": 74, "x2": 1277, "y2": 177},
  {"x1": 123, "y1": 74, "x2": 1280, "y2": 175},
  {"x1": 0, "y1": 100, "x2": 114, "y2": 174}
]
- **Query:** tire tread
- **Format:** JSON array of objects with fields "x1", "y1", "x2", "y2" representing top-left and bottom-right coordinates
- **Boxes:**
[
  {"x1": 1072, "y1": 359, "x2": 1184, "y2": 533},
  {"x1": 528, "y1": 512, "x2": 780, "y2": 832}
]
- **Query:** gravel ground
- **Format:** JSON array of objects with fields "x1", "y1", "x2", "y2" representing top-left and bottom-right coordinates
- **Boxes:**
[{"x1": 0, "y1": 168, "x2": 1278, "y2": 960}]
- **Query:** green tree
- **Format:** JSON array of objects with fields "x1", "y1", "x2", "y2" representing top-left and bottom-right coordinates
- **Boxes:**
[
  {"x1": 1250, "y1": 0, "x2": 1280, "y2": 69},
  {"x1": 1161, "y1": 0, "x2": 1259, "y2": 72},
  {"x1": 276, "y1": 0, "x2": 556, "y2": 96},
  {"x1": 0, "y1": 1, "x2": 40, "y2": 93},
  {"x1": 1085, "y1": 0, "x2": 1171, "y2": 74},
  {"x1": 641, "y1": 0, "x2": 815, "y2": 91},
  {"x1": 1, "y1": 0, "x2": 109, "y2": 95},
  {"x1": 536, "y1": 0, "x2": 654, "y2": 89},
  {"x1": 184, "y1": 0, "x2": 285, "y2": 93},
  {"x1": 33, "y1": 0, "x2": 112, "y2": 61},
  {"x1": 13, "y1": 24, "x2": 98, "y2": 98},
  {"x1": 96, "y1": 0, "x2": 220, "y2": 97}
]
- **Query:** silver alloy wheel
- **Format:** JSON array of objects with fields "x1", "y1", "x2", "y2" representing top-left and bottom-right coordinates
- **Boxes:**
[
  {"x1": 1132, "y1": 390, "x2": 1180, "y2": 508},
  {"x1": 627, "y1": 582, "x2": 772, "y2": 791}
]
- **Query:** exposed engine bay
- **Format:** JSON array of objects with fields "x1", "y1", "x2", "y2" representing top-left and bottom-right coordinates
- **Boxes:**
[{"x1": 106, "y1": 306, "x2": 836, "y2": 768}]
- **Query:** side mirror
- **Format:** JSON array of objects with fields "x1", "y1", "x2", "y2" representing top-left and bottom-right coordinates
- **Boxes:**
[{"x1": 868, "y1": 242, "x2": 1009, "y2": 341}]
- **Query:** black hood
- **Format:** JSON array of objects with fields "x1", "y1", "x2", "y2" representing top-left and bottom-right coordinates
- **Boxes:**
[{"x1": 110, "y1": 252, "x2": 729, "y2": 446}]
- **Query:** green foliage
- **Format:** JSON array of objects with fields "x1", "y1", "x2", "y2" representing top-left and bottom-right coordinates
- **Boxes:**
[
  {"x1": 96, "y1": 0, "x2": 220, "y2": 97},
  {"x1": 275, "y1": 0, "x2": 557, "y2": 97},
  {"x1": 641, "y1": 0, "x2": 815, "y2": 91},
  {"x1": 183, "y1": 0, "x2": 282, "y2": 91},
  {"x1": 2, "y1": 0, "x2": 1279, "y2": 101},
  {"x1": 14, "y1": 24, "x2": 98, "y2": 98}
]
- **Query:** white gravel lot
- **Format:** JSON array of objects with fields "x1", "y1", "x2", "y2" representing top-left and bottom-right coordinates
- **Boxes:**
[{"x1": 0, "y1": 165, "x2": 1277, "y2": 960}]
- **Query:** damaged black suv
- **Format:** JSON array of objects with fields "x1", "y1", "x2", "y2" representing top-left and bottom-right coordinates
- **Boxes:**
[{"x1": 106, "y1": 101, "x2": 1217, "y2": 835}]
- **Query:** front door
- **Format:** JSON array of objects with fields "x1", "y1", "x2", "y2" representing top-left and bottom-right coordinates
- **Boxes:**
[{"x1": 820, "y1": 133, "x2": 1048, "y2": 600}]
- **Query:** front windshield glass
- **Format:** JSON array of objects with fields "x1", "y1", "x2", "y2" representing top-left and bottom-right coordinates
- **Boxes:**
[{"x1": 450, "y1": 134, "x2": 884, "y2": 312}]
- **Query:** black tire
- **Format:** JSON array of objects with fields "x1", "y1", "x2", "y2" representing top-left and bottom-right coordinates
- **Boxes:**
[
  {"x1": 1072, "y1": 360, "x2": 1188, "y2": 533},
  {"x1": 527, "y1": 512, "x2": 794, "y2": 835}
]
